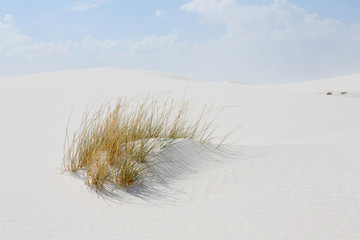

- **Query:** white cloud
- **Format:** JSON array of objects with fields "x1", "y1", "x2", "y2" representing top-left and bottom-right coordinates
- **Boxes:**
[
  {"x1": 69, "y1": 0, "x2": 107, "y2": 12},
  {"x1": 2, "y1": 1, "x2": 360, "y2": 83},
  {"x1": 0, "y1": 17, "x2": 119, "y2": 57},
  {"x1": 0, "y1": 14, "x2": 32, "y2": 56},
  {"x1": 181, "y1": 0, "x2": 235, "y2": 15},
  {"x1": 3, "y1": 14, "x2": 15, "y2": 26},
  {"x1": 130, "y1": 29, "x2": 178, "y2": 53},
  {"x1": 176, "y1": 0, "x2": 360, "y2": 83},
  {"x1": 79, "y1": 35, "x2": 119, "y2": 51},
  {"x1": 0, "y1": 14, "x2": 121, "y2": 76},
  {"x1": 155, "y1": 10, "x2": 165, "y2": 18}
]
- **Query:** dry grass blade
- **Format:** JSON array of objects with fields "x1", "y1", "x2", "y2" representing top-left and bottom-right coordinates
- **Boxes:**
[{"x1": 63, "y1": 96, "x2": 221, "y2": 190}]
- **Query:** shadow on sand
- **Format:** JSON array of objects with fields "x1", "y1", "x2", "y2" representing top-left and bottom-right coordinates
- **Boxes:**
[{"x1": 68, "y1": 140, "x2": 240, "y2": 205}]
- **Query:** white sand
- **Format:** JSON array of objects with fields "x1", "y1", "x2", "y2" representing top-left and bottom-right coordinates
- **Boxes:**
[{"x1": 0, "y1": 68, "x2": 359, "y2": 239}]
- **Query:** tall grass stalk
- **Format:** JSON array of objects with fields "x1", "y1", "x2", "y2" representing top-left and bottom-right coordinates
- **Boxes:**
[{"x1": 63, "y1": 96, "x2": 216, "y2": 189}]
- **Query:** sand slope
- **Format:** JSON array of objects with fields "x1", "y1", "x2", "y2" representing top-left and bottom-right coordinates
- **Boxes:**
[{"x1": 0, "y1": 68, "x2": 359, "y2": 239}]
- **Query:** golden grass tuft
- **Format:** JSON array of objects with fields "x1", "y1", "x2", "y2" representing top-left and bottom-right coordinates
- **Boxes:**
[{"x1": 62, "y1": 96, "x2": 215, "y2": 190}]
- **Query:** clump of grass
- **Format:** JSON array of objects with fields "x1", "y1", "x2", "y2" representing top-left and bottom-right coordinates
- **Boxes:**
[{"x1": 63, "y1": 96, "x2": 215, "y2": 190}]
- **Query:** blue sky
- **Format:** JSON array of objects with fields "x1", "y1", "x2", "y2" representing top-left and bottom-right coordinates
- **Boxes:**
[{"x1": 1, "y1": 0, "x2": 360, "y2": 83}]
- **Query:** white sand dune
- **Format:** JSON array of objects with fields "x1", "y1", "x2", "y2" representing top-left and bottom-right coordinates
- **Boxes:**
[{"x1": 1, "y1": 68, "x2": 359, "y2": 239}]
